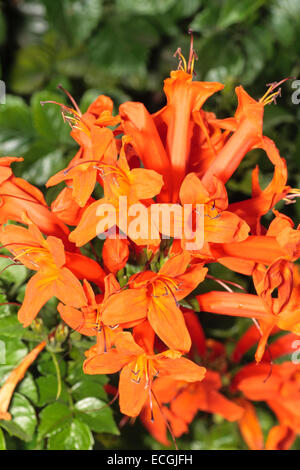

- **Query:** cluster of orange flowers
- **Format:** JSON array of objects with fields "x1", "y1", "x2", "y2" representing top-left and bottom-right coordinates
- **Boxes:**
[{"x1": 0, "y1": 44, "x2": 300, "y2": 450}]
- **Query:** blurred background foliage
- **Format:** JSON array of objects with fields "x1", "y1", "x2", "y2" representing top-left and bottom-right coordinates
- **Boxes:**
[{"x1": 0, "y1": 0, "x2": 300, "y2": 450}]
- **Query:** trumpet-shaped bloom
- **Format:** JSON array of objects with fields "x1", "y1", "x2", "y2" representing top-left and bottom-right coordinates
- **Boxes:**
[
  {"x1": 0, "y1": 157, "x2": 74, "y2": 250},
  {"x1": 101, "y1": 252, "x2": 207, "y2": 351},
  {"x1": 0, "y1": 340, "x2": 46, "y2": 420},
  {"x1": 69, "y1": 137, "x2": 164, "y2": 246},
  {"x1": 58, "y1": 275, "x2": 122, "y2": 354},
  {"x1": 0, "y1": 221, "x2": 88, "y2": 326},
  {"x1": 84, "y1": 331, "x2": 206, "y2": 417}
]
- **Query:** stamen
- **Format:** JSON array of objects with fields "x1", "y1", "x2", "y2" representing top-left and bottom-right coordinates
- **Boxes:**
[
  {"x1": 259, "y1": 78, "x2": 295, "y2": 106},
  {"x1": 187, "y1": 30, "x2": 198, "y2": 75},
  {"x1": 173, "y1": 48, "x2": 187, "y2": 72},
  {"x1": 57, "y1": 84, "x2": 81, "y2": 116}
]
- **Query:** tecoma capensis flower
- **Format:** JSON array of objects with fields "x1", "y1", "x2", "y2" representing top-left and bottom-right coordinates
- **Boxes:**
[
  {"x1": 50, "y1": 186, "x2": 95, "y2": 226},
  {"x1": 0, "y1": 221, "x2": 88, "y2": 326},
  {"x1": 46, "y1": 127, "x2": 117, "y2": 208},
  {"x1": 45, "y1": 93, "x2": 120, "y2": 207},
  {"x1": 265, "y1": 425, "x2": 296, "y2": 450},
  {"x1": 197, "y1": 265, "x2": 300, "y2": 363},
  {"x1": 232, "y1": 361, "x2": 300, "y2": 436},
  {"x1": 201, "y1": 83, "x2": 287, "y2": 186},
  {"x1": 178, "y1": 172, "x2": 250, "y2": 249},
  {"x1": 69, "y1": 136, "x2": 164, "y2": 247},
  {"x1": 229, "y1": 162, "x2": 290, "y2": 234},
  {"x1": 102, "y1": 237, "x2": 129, "y2": 274},
  {"x1": 84, "y1": 331, "x2": 206, "y2": 417},
  {"x1": 235, "y1": 398, "x2": 264, "y2": 450},
  {"x1": 0, "y1": 157, "x2": 74, "y2": 250},
  {"x1": 58, "y1": 275, "x2": 123, "y2": 355},
  {"x1": 120, "y1": 70, "x2": 224, "y2": 203},
  {"x1": 0, "y1": 340, "x2": 46, "y2": 420},
  {"x1": 101, "y1": 252, "x2": 207, "y2": 352}
]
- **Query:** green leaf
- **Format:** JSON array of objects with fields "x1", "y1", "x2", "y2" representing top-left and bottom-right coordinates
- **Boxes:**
[
  {"x1": 47, "y1": 419, "x2": 94, "y2": 450},
  {"x1": 31, "y1": 90, "x2": 71, "y2": 144},
  {"x1": 9, "y1": 44, "x2": 52, "y2": 95},
  {"x1": 0, "y1": 338, "x2": 28, "y2": 367},
  {"x1": 21, "y1": 148, "x2": 65, "y2": 186},
  {"x1": 0, "y1": 316, "x2": 25, "y2": 339},
  {"x1": 42, "y1": 0, "x2": 103, "y2": 46},
  {"x1": 217, "y1": 0, "x2": 265, "y2": 29},
  {"x1": 0, "y1": 95, "x2": 34, "y2": 155},
  {"x1": 0, "y1": 291, "x2": 13, "y2": 318},
  {"x1": 1, "y1": 393, "x2": 37, "y2": 442},
  {"x1": 0, "y1": 427, "x2": 6, "y2": 450},
  {"x1": 0, "y1": 258, "x2": 27, "y2": 286},
  {"x1": 17, "y1": 373, "x2": 39, "y2": 405},
  {"x1": 36, "y1": 375, "x2": 69, "y2": 407},
  {"x1": 75, "y1": 397, "x2": 119, "y2": 435},
  {"x1": 88, "y1": 17, "x2": 159, "y2": 81},
  {"x1": 38, "y1": 402, "x2": 72, "y2": 439},
  {"x1": 37, "y1": 351, "x2": 67, "y2": 378},
  {"x1": 270, "y1": 0, "x2": 300, "y2": 47},
  {"x1": 189, "y1": 7, "x2": 219, "y2": 35},
  {"x1": 116, "y1": 0, "x2": 177, "y2": 15},
  {"x1": 71, "y1": 377, "x2": 107, "y2": 402},
  {"x1": 197, "y1": 36, "x2": 244, "y2": 83},
  {"x1": 0, "y1": 419, "x2": 30, "y2": 442},
  {"x1": 67, "y1": 356, "x2": 107, "y2": 386}
]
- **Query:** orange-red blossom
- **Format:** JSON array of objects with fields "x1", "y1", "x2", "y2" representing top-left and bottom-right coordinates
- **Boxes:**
[{"x1": 84, "y1": 331, "x2": 206, "y2": 417}]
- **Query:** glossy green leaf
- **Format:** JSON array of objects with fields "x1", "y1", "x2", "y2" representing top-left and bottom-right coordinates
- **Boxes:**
[
  {"x1": 0, "y1": 95, "x2": 34, "y2": 155},
  {"x1": 0, "y1": 393, "x2": 37, "y2": 442},
  {"x1": 36, "y1": 375, "x2": 69, "y2": 407},
  {"x1": 75, "y1": 397, "x2": 119, "y2": 435},
  {"x1": 47, "y1": 419, "x2": 94, "y2": 450},
  {"x1": 17, "y1": 373, "x2": 39, "y2": 405},
  {"x1": 38, "y1": 402, "x2": 72, "y2": 439}
]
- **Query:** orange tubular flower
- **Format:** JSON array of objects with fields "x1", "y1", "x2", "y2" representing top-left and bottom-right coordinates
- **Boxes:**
[
  {"x1": 50, "y1": 186, "x2": 95, "y2": 226},
  {"x1": 101, "y1": 252, "x2": 207, "y2": 351},
  {"x1": 0, "y1": 340, "x2": 46, "y2": 420},
  {"x1": 210, "y1": 209, "x2": 300, "y2": 276},
  {"x1": 0, "y1": 222, "x2": 88, "y2": 326},
  {"x1": 46, "y1": 127, "x2": 117, "y2": 208},
  {"x1": 201, "y1": 83, "x2": 287, "y2": 186},
  {"x1": 120, "y1": 69, "x2": 224, "y2": 203},
  {"x1": 46, "y1": 93, "x2": 120, "y2": 208},
  {"x1": 228, "y1": 162, "x2": 290, "y2": 234},
  {"x1": 84, "y1": 331, "x2": 206, "y2": 417},
  {"x1": 0, "y1": 157, "x2": 74, "y2": 250},
  {"x1": 69, "y1": 136, "x2": 164, "y2": 247},
  {"x1": 179, "y1": 172, "x2": 249, "y2": 247},
  {"x1": 140, "y1": 394, "x2": 189, "y2": 447},
  {"x1": 265, "y1": 425, "x2": 296, "y2": 450},
  {"x1": 197, "y1": 265, "x2": 300, "y2": 363},
  {"x1": 233, "y1": 362, "x2": 300, "y2": 437},
  {"x1": 58, "y1": 275, "x2": 122, "y2": 354},
  {"x1": 102, "y1": 237, "x2": 129, "y2": 274},
  {"x1": 153, "y1": 370, "x2": 243, "y2": 426},
  {"x1": 236, "y1": 398, "x2": 264, "y2": 450}
]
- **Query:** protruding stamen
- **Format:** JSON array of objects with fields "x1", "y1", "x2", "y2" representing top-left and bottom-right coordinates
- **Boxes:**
[
  {"x1": 259, "y1": 78, "x2": 295, "y2": 106},
  {"x1": 187, "y1": 29, "x2": 198, "y2": 75},
  {"x1": 57, "y1": 84, "x2": 81, "y2": 116}
]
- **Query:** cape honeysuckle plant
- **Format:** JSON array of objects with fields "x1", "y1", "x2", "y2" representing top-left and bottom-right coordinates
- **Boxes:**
[{"x1": 0, "y1": 37, "x2": 300, "y2": 451}]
